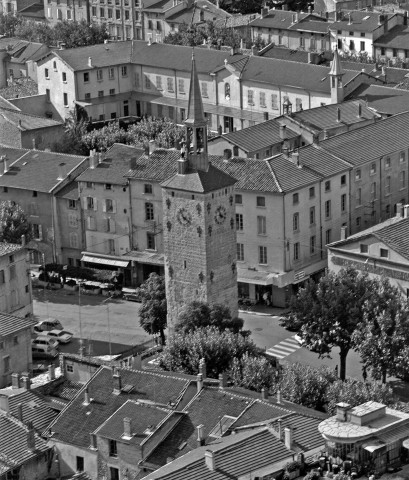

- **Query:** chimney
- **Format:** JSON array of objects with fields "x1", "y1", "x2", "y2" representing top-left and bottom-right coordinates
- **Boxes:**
[
  {"x1": 17, "y1": 402, "x2": 23, "y2": 422},
  {"x1": 3, "y1": 156, "x2": 9, "y2": 174},
  {"x1": 337, "y1": 107, "x2": 341, "y2": 122},
  {"x1": 336, "y1": 402, "x2": 351, "y2": 422},
  {"x1": 11, "y1": 372, "x2": 20, "y2": 389},
  {"x1": 26, "y1": 421, "x2": 36, "y2": 452},
  {"x1": 218, "y1": 372, "x2": 227, "y2": 388},
  {"x1": 148, "y1": 36, "x2": 152, "y2": 46},
  {"x1": 251, "y1": 45, "x2": 258, "y2": 56},
  {"x1": 89, "y1": 150, "x2": 97, "y2": 169},
  {"x1": 60, "y1": 43, "x2": 66, "y2": 49},
  {"x1": 308, "y1": 5, "x2": 312, "y2": 13},
  {"x1": 340, "y1": 225, "x2": 347, "y2": 240},
  {"x1": 292, "y1": 13, "x2": 296, "y2": 22},
  {"x1": 89, "y1": 433, "x2": 97, "y2": 450},
  {"x1": 98, "y1": 152, "x2": 103, "y2": 164},
  {"x1": 21, "y1": 235, "x2": 26, "y2": 246},
  {"x1": 261, "y1": 388, "x2": 268, "y2": 400},
  {"x1": 279, "y1": 124, "x2": 287, "y2": 140},
  {"x1": 357, "y1": 103, "x2": 362, "y2": 118},
  {"x1": 21, "y1": 376, "x2": 30, "y2": 390},
  {"x1": 313, "y1": 134, "x2": 319, "y2": 145},
  {"x1": 240, "y1": 38, "x2": 244, "y2": 49},
  {"x1": 404, "y1": 204, "x2": 409, "y2": 218},
  {"x1": 205, "y1": 450, "x2": 215, "y2": 471},
  {"x1": 295, "y1": 11, "x2": 299, "y2": 22},
  {"x1": 113, "y1": 368, "x2": 122, "y2": 394},
  {"x1": 197, "y1": 424, "x2": 205, "y2": 447},
  {"x1": 261, "y1": 5, "x2": 268, "y2": 17},
  {"x1": 123, "y1": 417, "x2": 132, "y2": 439},
  {"x1": 277, "y1": 389, "x2": 282, "y2": 404},
  {"x1": 0, "y1": 395, "x2": 9, "y2": 412},
  {"x1": 396, "y1": 202, "x2": 403, "y2": 218},
  {"x1": 32, "y1": 138, "x2": 36, "y2": 150},
  {"x1": 291, "y1": 150, "x2": 301, "y2": 167},
  {"x1": 177, "y1": 157, "x2": 188, "y2": 175},
  {"x1": 277, "y1": 418, "x2": 282, "y2": 439},
  {"x1": 88, "y1": 56, "x2": 93, "y2": 68},
  {"x1": 308, "y1": 52, "x2": 312, "y2": 63},
  {"x1": 197, "y1": 373, "x2": 203, "y2": 394},
  {"x1": 83, "y1": 387, "x2": 90, "y2": 406},
  {"x1": 57, "y1": 162, "x2": 66, "y2": 181},
  {"x1": 199, "y1": 358, "x2": 207, "y2": 379},
  {"x1": 378, "y1": 14, "x2": 383, "y2": 25},
  {"x1": 149, "y1": 139, "x2": 157, "y2": 155},
  {"x1": 324, "y1": 129, "x2": 329, "y2": 140},
  {"x1": 284, "y1": 426, "x2": 293, "y2": 449},
  {"x1": 48, "y1": 364, "x2": 55, "y2": 381},
  {"x1": 18, "y1": 119, "x2": 22, "y2": 128},
  {"x1": 348, "y1": 12, "x2": 352, "y2": 25}
]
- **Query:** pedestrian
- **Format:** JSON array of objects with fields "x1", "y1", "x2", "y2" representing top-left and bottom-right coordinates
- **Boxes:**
[{"x1": 263, "y1": 291, "x2": 268, "y2": 306}]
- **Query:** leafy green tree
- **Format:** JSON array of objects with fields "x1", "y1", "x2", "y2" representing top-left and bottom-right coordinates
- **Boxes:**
[
  {"x1": 158, "y1": 326, "x2": 259, "y2": 377},
  {"x1": 138, "y1": 273, "x2": 167, "y2": 345},
  {"x1": 282, "y1": 268, "x2": 374, "y2": 380},
  {"x1": 326, "y1": 378, "x2": 396, "y2": 415},
  {"x1": 230, "y1": 352, "x2": 278, "y2": 392},
  {"x1": 278, "y1": 362, "x2": 337, "y2": 411},
  {"x1": 14, "y1": 19, "x2": 53, "y2": 44},
  {"x1": 175, "y1": 301, "x2": 244, "y2": 333},
  {"x1": 0, "y1": 13, "x2": 21, "y2": 37},
  {"x1": 0, "y1": 200, "x2": 32, "y2": 244}
]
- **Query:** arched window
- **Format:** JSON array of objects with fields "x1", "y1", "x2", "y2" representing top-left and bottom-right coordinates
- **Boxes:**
[
  {"x1": 225, "y1": 83, "x2": 230, "y2": 100},
  {"x1": 145, "y1": 202, "x2": 154, "y2": 221},
  {"x1": 199, "y1": 10, "x2": 204, "y2": 21}
]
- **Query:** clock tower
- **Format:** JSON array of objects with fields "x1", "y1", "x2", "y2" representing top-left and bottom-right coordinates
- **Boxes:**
[{"x1": 161, "y1": 51, "x2": 238, "y2": 328}]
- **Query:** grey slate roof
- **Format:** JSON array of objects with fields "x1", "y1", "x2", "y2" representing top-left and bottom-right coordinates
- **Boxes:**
[
  {"x1": 296, "y1": 144, "x2": 351, "y2": 178},
  {"x1": 249, "y1": 10, "x2": 324, "y2": 29},
  {"x1": 0, "y1": 107, "x2": 63, "y2": 131},
  {"x1": 0, "y1": 313, "x2": 35, "y2": 337},
  {"x1": 374, "y1": 25, "x2": 409, "y2": 48},
  {"x1": 351, "y1": 84, "x2": 409, "y2": 115},
  {"x1": 267, "y1": 154, "x2": 320, "y2": 191},
  {"x1": 329, "y1": 11, "x2": 394, "y2": 33},
  {"x1": 372, "y1": 217, "x2": 409, "y2": 261}
]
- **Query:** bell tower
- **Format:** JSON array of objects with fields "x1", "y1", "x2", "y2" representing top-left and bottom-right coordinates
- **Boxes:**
[
  {"x1": 329, "y1": 49, "x2": 344, "y2": 104},
  {"x1": 161, "y1": 50, "x2": 238, "y2": 329}
]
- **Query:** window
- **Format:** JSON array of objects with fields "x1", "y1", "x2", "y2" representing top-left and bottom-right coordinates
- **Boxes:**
[
  {"x1": 256, "y1": 196, "x2": 265, "y2": 207},
  {"x1": 147, "y1": 232, "x2": 155, "y2": 250},
  {"x1": 325, "y1": 180, "x2": 331, "y2": 192},
  {"x1": 259, "y1": 246, "x2": 267, "y2": 264},
  {"x1": 0, "y1": 271, "x2": 5, "y2": 284},
  {"x1": 385, "y1": 157, "x2": 391, "y2": 169},
  {"x1": 87, "y1": 197, "x2": 94, "y2": 210},
  {"x1": 371, "y1": 182, "x2": 376, "y2": 199},
  {"x1": 325, "y1": 229, "x2": 332, "y2": 244},
  {"x1": 310, "y1": 206, "x2": 315, "y2": 225},
  {"x1": 83, "y1": 72, "x2": 89, "y2": 83},
  {"x1": 400, "y1": 151, "x2": 406, "y2": 163},
  {"x1": 109, "y1": 440, "x2": 118, "y2": 457},
  {"x1": 105, "y1": 183, "x2": 112, "y2": 190},
  {"x1": 46, "y1": 88, "x2": 50, "y2": 102},
  {"x1": 293, "y1": 193, "x2": 299, "y2": 205},
  {"x1": 109, "y1": 88, "x2": 115, "y2": 95},
  {"x1": 341, "y1": 174, "x2": 346, "y2": 186},
  {"x1": 271, "y1": 94, "x2": 278, "y2": 110},
  {"x1": 356, "y1": 216, "x2": 361, "y2": 227},
  {"x1": 355, "y1": 169, "x2": 361, "y2": 181},
  {"x1": 100, "y1": 7, "x2": 105, "y2": 16},
  {"x1": 293, "y1": 212, "x2": 299, "y2": 231},
  {"x1": 86, "y1": 182, "x2": 94, "y2": 189},
  {"x1": 168, "y1": 106, "x2": 174, "y2": 119},
  {"x1": 45, "y1": 68, "x2": 49, "y2": 79},
  {"x1": 248, "y1": 89, "x2": 254, "y2": 105},
  {"x1": 76, "y1": 457, "x2": 84, "y2": 472},
  {"x1": 385, "y1": 176, "x2": 391, "y2": 195},
  {"x1": 144, "y1": 184, "x2": 153, "y2": 194},
  {"x1": 3, "y1": 187, "x2": 7, "y2": 193},
  {"x1": 293, "y1": 242, "x2": 300, "y2": 261},
  {"x1": 145, "y1": 202, "x2": 154, "y2": 220},
  {"x1": 401, "y1": 171, "x2": 406, "y2": 189},
  {"x1": 156, "y1": 75, "x2": 162, "y2": 90},
  {"x1": 370, "y1": 162, "x2": 376, "y2": 175},
  {"x1": 360, "y1": 41, "x2": 365, "y2": 51},
  {"x1": 107, "y1": 239, "x2": 115, "y2": 253},
  {"x1": 9, "y1": 255, "x2": 14, "y2": 264},
  {"x1": 178, "y1": 79, "x2": 185, "y2": 94},
  {"x1": 356, "y1": 187, "x2": 362, "y2": 206},
  {"x1": 105, "y1": 199, "x2": 115, "y2": 213},
  {"x1": 121, "y1": 66, "x2": 127, "y2": 77},
  {"x1": 260, "y1": 92, "x2": 266, "y2": 107},
  {"x1": 110, "y1": 467, "x2": 119, "y2": 480},
  {"x1": 9, "y1": 265, "x2": 16, "y2": 280},
  {"x1": 3, "y1": 356, "x2": 10, "y2": 374},
  {"x1": 92, "y1": 5, "x2": 96, "y2": 15},
  {"x1": 108, "y1": 7, "x2": 112, "y2": 17},
  {"x1": 167, "y1": 77, "x2": 174, "y2": 92},
  {"x1": 98, "y1": 90, "x2": 104, "y2": 97},
  {"x1": 325, "y1": 200, "x2": 331, "y2": 219},
  {"x1": 309, "y1": 187, "x2": 315, "y2": 198},
  {"x1": 310, "y1": 236, "x2": 316, "y2": 255},
  {"x1": 62, "y1": 72, "x2": 67, "y2": 82},
  {"x1": 85, "y1": 93, "x2": 91, "y2": 100},
  {"x1": 235, "y1": 194, "x2": 242, "y2": 204},
  {"x1": 360, "y1": 244, "x2": 368, "y2": 253},
  {"x1": 97, "y1": 69, "x2": 103, "y2": 81},
  {"x1": 109, "y1": 67, "x2": 115, "y2": 79},
  {"x1": 201, "y1": 82, "x2": 208, "y2": 97},
  {"x1": 295, "y1": 98, "x2": 302, "y2": 111},
  {"x1": 63, "y1": 93, "x2": 68, "y2": 107},
  {"x1": 32, "y1": 224, "x2": 42, "y2": 240},
  {"x1": 68, "y1": 214, "x2": 77, "y2": 227},
  {"x1": 237, "y1": 243, "x2": 244, "y2": 261},
  {"x1": 67, "y1": 9, "x2": 72, "y2": 19},
  {"x1": 225, "y1": 83, "x2": 230, "y2": 99},
  {"x1": 257, "y1": 216, "x2": 266, "y2": 235},
  {"x1": 341, "y1": 193, "x2": 346, "y2": 212},
  {"x1": 380, "y1": 248, "x2": 389, "y2": 258},
  {"x1": 236, "y1": 213, "x2": 243, "y2": 231},
  {"x1": 349, "y1": 40, "x2": 355, "y2": 51}
]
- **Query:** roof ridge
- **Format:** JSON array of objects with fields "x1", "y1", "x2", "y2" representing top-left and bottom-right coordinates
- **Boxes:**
[
  {"x1": 0, "y1": 106, "x2": 63, "y2": 123},
  {"x1": 265, "y1": 158, "x2": 283, "y2": 193}
]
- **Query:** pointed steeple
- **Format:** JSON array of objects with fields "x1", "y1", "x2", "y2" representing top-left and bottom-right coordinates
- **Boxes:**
[
  {"x1": 185, "y1": 50, "x2": 207, "y2": 127},
  {"x1": 329, "y1": 48, "x2": 343, "y2": 77},
  {"x1": 329, "y1": 49, "x2": 344, "y2": 104}
]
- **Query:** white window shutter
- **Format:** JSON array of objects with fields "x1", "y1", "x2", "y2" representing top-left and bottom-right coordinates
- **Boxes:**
[
  {"x1": 102, "y1": 201, "x2": 107, "y2": 213},
  {"x1": 93, "y1": 198, "x2": 98, "y2": 211},
  {"x1": 83, "y1": 197, "x2": 88, "y2": 210},
  {"x1": 112, "y1": 200, "x2": 117, "y2": 213}
]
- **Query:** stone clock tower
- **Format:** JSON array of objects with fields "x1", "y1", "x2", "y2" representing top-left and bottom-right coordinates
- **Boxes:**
[{"x1": 161, "y1": 51, "x2": 238, "y2": 328}]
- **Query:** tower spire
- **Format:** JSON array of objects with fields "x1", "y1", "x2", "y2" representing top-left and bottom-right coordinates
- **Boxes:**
[
  {"x1": 329, "y1": 48, "x2": 343, "y2": 77},
  {"x1": 329, "y1": 49, "x2": 344, "y2": 104},
  {"x1": 185, "y1": 49, "x2": 207, "y2": 126}
]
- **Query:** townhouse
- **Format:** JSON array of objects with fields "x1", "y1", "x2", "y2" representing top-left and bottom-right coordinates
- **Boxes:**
[
  {"x1": 374, "y1": 23, "x2": 409, "y2": 62},
  {"x1": 35, "y1": 40, "x2": 384, "y2": 130}
]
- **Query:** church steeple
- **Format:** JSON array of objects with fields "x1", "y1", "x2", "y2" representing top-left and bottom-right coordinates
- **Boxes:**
[
  {"x1": 183, "y1": 49, "x2": 209, "y2": 169},
  {"x1": 329, "y1": 49, "x2": 344, "y2": 104}
]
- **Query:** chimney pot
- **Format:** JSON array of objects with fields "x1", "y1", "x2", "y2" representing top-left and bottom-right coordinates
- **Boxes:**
[
  {"x1": 11, "y1": 372, "x2": 20, "y2": 389},
  {"x1": 17, "y1": 402, "x2": 23, "y2": 422},
  {"x1": 218, "y1": 372, "x2": 227, "y2": 388},
  {"x1": 279, "y1": 124, "x2": 287, "y2": 140},
  {"x1": 197, "y1": 424, "x2": 205, "y2": 447},
  {"x1": 123, "y1": 417, "x2": 132, "y2": 438},
  {"x1": 48, "y1": 364, "x2": 55, "y2": 380},
  {"x1": 199, "y1": 358, "x2": 207, "y2": 379},
  {"x1": 197, "y1": 373, "x2": 203, "y2": 394},
  {"x1": 277, "y1": 389, "x2": 282, "y2": 404},
  {"x1": 113, "y1": 368, "x2": 122, "y2": 394},
  {"x1": 261, "y1": 388, "x2": 268, "y2": 400},
  {"x1": 26, "y1": 421, "x2": 36, "y2": 452},
  {"x1": 396, "y1": 202, "x2": 403, "y2": 218},
  {"x1": 284, "y1": 426, "x2": 293, "y2": 449},
  {"x1": 88, "y1": 56, "x2": 92, "y2": 68},
  {"x1": 205, "y1": 450, "x2": 215, "y2": 471},
  {"x1": 178, "y1": 157, "x2": 188, "y2": 175},
  {"x1": 21, "y1": 376, "x2": 30, "y2": 390}
]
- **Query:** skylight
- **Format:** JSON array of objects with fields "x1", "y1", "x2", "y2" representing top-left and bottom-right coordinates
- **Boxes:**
[{"x1": 208, "y1": 415, "x2": 238, "y2": 438}]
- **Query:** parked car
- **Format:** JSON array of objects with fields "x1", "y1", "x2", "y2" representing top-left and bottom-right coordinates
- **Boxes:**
[
  {"x1": 32, "y1": 335, "x2": 59, "y2": 350},
  {"x1": 31, "y1": 336, "x2": 59, "y2": 358},
  {"x1": 34, "y1": 318, "x2": 63, "y2": 333},
  {"x1": 122, "y1": 288, "x2": 142, "y2": 302},
  {"x1": 45, "y1": 329, "x2": 73, "y2": 344}
]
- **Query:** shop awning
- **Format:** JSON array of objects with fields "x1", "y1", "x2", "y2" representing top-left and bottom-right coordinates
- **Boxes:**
[
  {"x1": 81, "y1": 255, "x2": 129, "y2": 268},
  {"x1": 402, "y1": 438, "x2": 409, "y2": 450},
  {"x1": 124, "y1": 250, "x2": 164, "y2": 266},
  {"x1": 237, "y1": 268, "x2": 275, "y2": 286},
  {"x1": 361, "y1": 438, "x2": 386, "y2": 453},
  {"x1": 74, "y1": 100, "x2": 92, "y2": 107}
]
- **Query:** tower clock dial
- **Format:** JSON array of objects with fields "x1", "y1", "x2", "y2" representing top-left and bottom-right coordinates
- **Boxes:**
[
  {"x1": 177, "y1": 207, "x2": 192, "y2": 226},
  {"x1": 214, "y1": 205, "x2": 227, "y2": 224}
]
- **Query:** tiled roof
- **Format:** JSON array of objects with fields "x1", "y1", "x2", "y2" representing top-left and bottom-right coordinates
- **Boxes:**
[
  {"x1": 214, "y1": 119, "x2": 298, "y2": 152},
  {"x1": 0, "y1": 146, "x2": 88, "y2": 193},
  {"x1": 0, "y1": 107, "x2": 63, "y2": 131},
  {"x1": 0, "y1": 97, "x2": 20, "y2": 111},
  {"x1": 56, "y1": 181, "x2": 79, "y2": 200},
  {"x1": 0, "y1": 312, "x2": 35, "y2": 337},
  {"x1": 125, "y1": 148, "x2": 179, "y2": 182},
  {"x1": 46, "y1": 366, "x2": 192, "y2": 448},
  {"x1": 94, "y1": 399, "x2": 175, "y2": 444},
  {"x1": 330, "y1": 11, "x2": 394, "y2": 32},
  {"x1": 0, "y1": 243, "x2": 23, "y2": 256},
  {"x1": 374, "y1": 24, "x2": 409, "y2": 48},
  {"x1": 142, "y1": 428, "x2": 294, "y2": 480},
  {"x1": 3, "y1": 389, "x2": 57, "y2": 432},
  {"x1": 77, "y1": 144, "x2": 144, "y2": 185},
  {"x1": 289, "y1": 19, "x2": 330, "y2": 33},
  {"x1": 319, "y1": 110, "x2": 409, "y2": 166},
  {"x1": 0, "y1": 413, "x2": 50, "y2": 475},
  {"x1": 50, "y1": 380, "x2": 84, "y2": 401},
  {"x1": 166, "y1": 0, "x2": 230, "y2": 23},
  {"x1": 267, "y1": 154, "x2": 320, "y2": 191},
  {"x1": 8, "y1": 40, "x2": 49, "y2": 64},
  {"x1": 372, "y1": 217, "x2": 409, "y2": 261},
  {"x1": 214, "y1": 13, "x2": 259, "y2": 28},
  {"x1": 351, "y1": 84, "x2": 409, "y2": 115},
  {"x1": 249, "y1": 10, "x2": 324, "y2": 29},
  {"x1": 161, "y1": 163, "x2": 236, "y2": 193},
  {"x1": 296, "y1": 144, "x2": 350, "y2": 178}
]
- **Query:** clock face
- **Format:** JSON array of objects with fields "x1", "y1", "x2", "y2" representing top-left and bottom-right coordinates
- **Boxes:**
[
  {"x1": 214, "y1": 205, "x2": 227, "y2": 224},
  {"x1": 177, "y1": 207, "x2": 192, "y2": 226}
]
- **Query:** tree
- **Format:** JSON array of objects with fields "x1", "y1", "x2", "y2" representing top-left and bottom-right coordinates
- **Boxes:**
[
  {"x1": 175, "y1": 301, "x2": 244, "y2": 333},
  {"x1": 138, "y1": 273, "x2": 167, "y2": 345},
  {"x1": 0, "y1": 200, "x2": 32, "y2": 244},
  {"x1": 56, "y1": 110, "x2": 89, "y2": 155},
  {"x1": 158, "y1": 326, "x2": 259, "y2": 377},
  {"x1": 0, "y1": 13, "x2": 21, "y2": 37},
  {"x1": 278, "y1": 362, "x2": 337, "y2": 411},
  {"x1": 326, "y1": 378, "x2": 396, "y2": 415},
  {"x1": 353, "y1": 281, "x2": 409, "y2": 383},
  {"x1": 282, "y1": 268, "x2": 374, "y2": 380},
  {"x1": 230, "y1": 352, "x2": 278, "y2": 392}
]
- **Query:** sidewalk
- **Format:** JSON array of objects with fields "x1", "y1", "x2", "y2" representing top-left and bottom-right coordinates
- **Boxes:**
[{"x1": 239, "y1": 304, "x2": 289, "y2": 317}]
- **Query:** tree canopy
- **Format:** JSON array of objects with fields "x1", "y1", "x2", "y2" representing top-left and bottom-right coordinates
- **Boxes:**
[
  {"x1": 138, "y1": 273, "x2": 167, "y2": 345},
  {"x1": 0, "y1": 200, "x2": 32, "y2": 244}
]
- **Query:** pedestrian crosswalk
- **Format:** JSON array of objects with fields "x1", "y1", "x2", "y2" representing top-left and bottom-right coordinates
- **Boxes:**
[{"x1": 265, "y1": 335, "x2": 302, "y2": 359}]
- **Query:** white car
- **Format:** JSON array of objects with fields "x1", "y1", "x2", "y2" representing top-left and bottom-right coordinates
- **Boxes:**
[
  {"x1": 45, "y1": 329, "x2": 73, "y2": 344},
  {"x1": 32, "y1": 335, "x2": 59, "y2": 351}
]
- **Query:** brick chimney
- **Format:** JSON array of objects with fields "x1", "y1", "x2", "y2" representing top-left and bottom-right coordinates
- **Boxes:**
[
  {"x1": 205, "y1": 450, "x2": 215, "y2": 471},
  {"x1": 197, "y1": 424, "x2": 205, "y2": 447},
  {"x1": 48, "y1": 364, "x2": 55, "y2": 381},
  {"x1": 21, "y1": 376, "x2": 30, "y2": 390},
  {"x1": 218, "y1": 372, "x2": 227, "y2": 388},
  {"x1": 83, "y1": 387, "x2": 90, "y2": 406},
  {"x1": 336, "y1": 402, "x2": 351, "y2": 422},
  {"x1": 11, "y1": 373, "x2": 20, "y2": 389},
  {"x1": 113, "y1": 368, "x2": 122, "y2": 394},
  {"x1": 27, "y1": 421, "x2": 36, "y2": 452},
  {"x1": 123, "y1": 417, "x2": 132, "y2": 439},
  {"x1": 197, "y1": 373, "x2": 203, "y2": 394},
  {"x1": 284, "y1": 426, "x2": 293, "y2": 449},
  {"x1": 279, "y1": 124, "x2": 287, "y2": 140},
  {"x1": 261, "y1": 388, "x2": 268, "y2": 400},
  {"x1": 57, "y1": 162, "x2": 66, "y2": 181}
]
